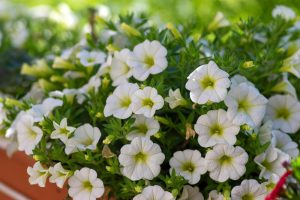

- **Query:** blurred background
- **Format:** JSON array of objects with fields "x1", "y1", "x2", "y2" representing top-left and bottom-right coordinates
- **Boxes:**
[{"x1": 0, "y1": 0, "x2": 299, "y2": 97}]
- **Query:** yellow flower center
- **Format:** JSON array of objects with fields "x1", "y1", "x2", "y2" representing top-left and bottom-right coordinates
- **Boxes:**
[
  {"x1": 210, "y1": 124, "x2": 223, "y2": 136},
  {"x1": 181, "y1": 162, "x2": 195, "y2": 173},
  {"x1": 276, "y1": 107, "x2": 291, "y2": 120},
  {"x1": 142, "y1": 98, "x2": 154, "y2": 107},
  {"x1": 135, "y1": 152, "x2": 148, "y2": 163},
  {"x1": 144, "y1": 56, "x2": 155, "y2": 67},
  {"x1": 238, "y1": 99, "x2": 251, "y2": 112},
  {"x1": 201, "y1": 76, "x2": 215, "y2": 89},
  {"x1": 60, "y1": 127, "x2": 70, "y2": 135},
  {"x1": 219, "y1": 155, "x2": 232, "y2": 165},
  {"x1": 83, "y1": 181, "x2": 93, "y2": 191},
  {"x1": 136, "y1": 124, "x2": 148, "y2": 134},
  {"x1": 121, "y1": 97, "x2": 131, "y2": 108},
  {"x1": 242, "y1": 194, "x2": 254, "y2": 200}
]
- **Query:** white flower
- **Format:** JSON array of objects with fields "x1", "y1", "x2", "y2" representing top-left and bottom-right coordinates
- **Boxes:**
[
  {"x1": 97, "y1": 54, "x2": 112, "y2": 76},
  {"x1": 185, "y1": 61, "x2": 230, "y2": 104},
  {"x1": 76, "y1": 49, "x2": 106, "y2": 67},
  {"x1": 133, "y1": 185, "x2": 174, "y2": 200},
  {"x1": 225, "y1": 83, "x2": 268, "y2": 128},
  {"x1": 49, "y1": 3, "x2": 78, "y2": 28},
  {"x1": 16, "y1": 113, "x2": 43, "y2": 155},
  {"x1": 132, "y1": 86, "x2": 164, "y2": 118},
  {"x1": 49, "y1": 89, "x2": 80, "y2": 103},
  {"x1": 265, "y1": 95, "x2": 300, "y2": 133},
  {"x1": 26, "y1": 98, "x2": 63, "y2": 122},
  {"x1": 230, "y1": 74, "x2": 254, "y2": 88},
  {"x1": 165, "y1": 88, "x2": 187, "y2": 109},
  {"x1": 27, "y1": 161, "x2": 49, "y2": 187},
  {"x1": 208, "y1": 12, "x2": 230, "y2": 31},
  {"x1": 169, "y1": 150, "x2": 206, "y2": 184},
  {"x1": 0, "y1": 103, "x2": 6, "y2": 125},
  {"x1": 254, "y1": 147, "x2": 289, "y2": 180},
  {"x1": 257, "y1": 121, "x2": 273, "y2": 145},
  {"x1": 195, "y1": 109, "x2": 240, "y2": 147},
  {"x1": 49, "y1": 162, "x2": 71, "y2": 188},
  {"x1": 280, "y1": 49, "x2": 300, "y2": 78},
  {"x1": 65, "y1": 124, "x2": 101, "y2": 155},
  {"x1": 126, "y1": 115, "x2": 160, "y2": 140},
  {"x1": 205, "y1": 144, "x2": 248, "y2": 182},
  {"x1": 68, "y1": 167, "x2": 104, "y2": 200},
  {"x1": 271, "y1": 130, "x2": 299, "y2": 158},
  {"x1": 208, "y1": 190, "x2": 224, "y2": 200},
  {"x1": 178, "y1": 185, "x2": 204, "y2": 200},
  {"x1": 80, "y1": 75, "x2": 101, "y2": 94},
  {"x1": 104, "y1": 83, "x2": 139, "y2": 119},
  {"x1": 110, "y1": 49, "x2": 133, "y2": 86},
  {"x1": 51, "y1": 118, "x2": 76, "y2": 143},
  {"x1": 231, "y1": 179, "x2": 267, "y2": 200},
  {"x1": 128, "y1": 40, "x2": 168, "y2": 81},
  {"x1": 118, "y1": 137, "x2": 165, "y2": 180},
  {"x1": 272, "y1": 5, "x2": 296, "y2": 20},
  {"x1": 271, "y1": 76, "x2": 297, "y2": 98}
]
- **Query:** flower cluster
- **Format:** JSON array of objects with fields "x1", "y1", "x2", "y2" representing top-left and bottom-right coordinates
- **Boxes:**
[{"x1": 1, "y1": 5, "x2": 300, "y2": 200}]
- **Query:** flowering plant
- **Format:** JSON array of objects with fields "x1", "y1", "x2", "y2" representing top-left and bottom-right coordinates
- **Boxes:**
[{"x1": 1, "y1": 5, "x2": 300, "y2": 200}]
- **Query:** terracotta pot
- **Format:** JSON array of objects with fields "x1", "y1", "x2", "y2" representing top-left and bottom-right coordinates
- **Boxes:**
[{"x1": 0, "y1": 150, "x2": 115, "y2": 200}]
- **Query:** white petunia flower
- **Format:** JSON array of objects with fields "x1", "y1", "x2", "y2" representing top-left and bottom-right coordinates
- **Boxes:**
[
  {"x1": 51, "y1": 118, "x2": 76, "y2": 143},
  {"x1": 257, "y1": 121, "x2": 273, "y2": 145},
  {"x1": 280, "y1": 49, "x2": 300, "y2": 78},
  {"x1": 104, "y1": 83, "x2": 139, "y2": 119},
  {"x1": 27, "y1": 161, "x2": 49, "y2": 187},
  {"x1": 169, "y1": 150, "x2": 206, "y2": 184},
  {"x1": 271, "y1": 130, "x2": 299, "y2": 158},
  {"x1": 16, "y1": 113, "x2": 43, "y2": 155},
  {"x1": 225, "y1": 83, "x2": 268, "y2": 128},
  {"x1": 195, "y1": 109, "x2": 240, "y2": 147},
  {"x1": 265, "y1": 95, "x2": 300, "y2": 133},
  {"x1": 49, "y1": 88, "x2": 79, "y2": 102},
  {"x1": 205, "y1": 144, "x2": 248, "y2": 182},
  {"x1": 118, "y1": 137, "x2": 165, "y2": 180},
  {"x1": 110, "y1": 49, "x2": 133, "y2": 86},
  {"x1": 0, "y1": 102, "x2": 6, "y2": 125},
  {"x1": 230, "y1": 74, "x2": 254, "y2": 88},
  {"x1": 65, "y1": 124, "x2": 101, "y2": 155},
  {"x1": 97, "y1": 54, "x2": 112, "y2": 76},
  {"x1": 272, "y1": 5, "x2": 296, "y2": 20},
  {"x1": 185, "y1": 61, "x2": 230, "y2": 104},
  {"x1": 178, "y1": 185, "x2": 204, "y2": 200},
  {"x1": 79, "y1": 75, "x2": 101, "y2": 94},
  {"x1": 76, "y1": 49, "x2": 106, "y2": 67},
  {"x1": 231, "y1": 179, "x2": 267, "y2": 200},
  {"x1": 165, "y1": 88, "x2": 187, "y2": 109},
  {"x1": 254, "y1": 147, "x2": 289, "y2": 180},
  {"x1": 208, "y1": 190, "x2": 224, "y2": 200},
  {"x1": 271, "y1": 76, "x2": 297, "y2": 98},
  {"x1": 132, "y1": 86, "x2": 164, "y2": 118},
  {"x1": 49, "y1": 162, "x2": 71, "y2": 188},
  {"x1": 128, "y1": 40, "x2": 168, "y2": 81},
  {"x1": 68, "y1": 167, "x2": 104, "y2": 200},
  {"x1": 126, "y1": 115, "x2": 160, "y2": 140},
  {"x1": 26, "y1": 98, "x2": 63, "y2": 122},
  {"x1": 207, "y1": 12, "x2": 230, "y2": 31},
  {"x1": 133, "y1": 185, "x2": 174, "y2": 200}
]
